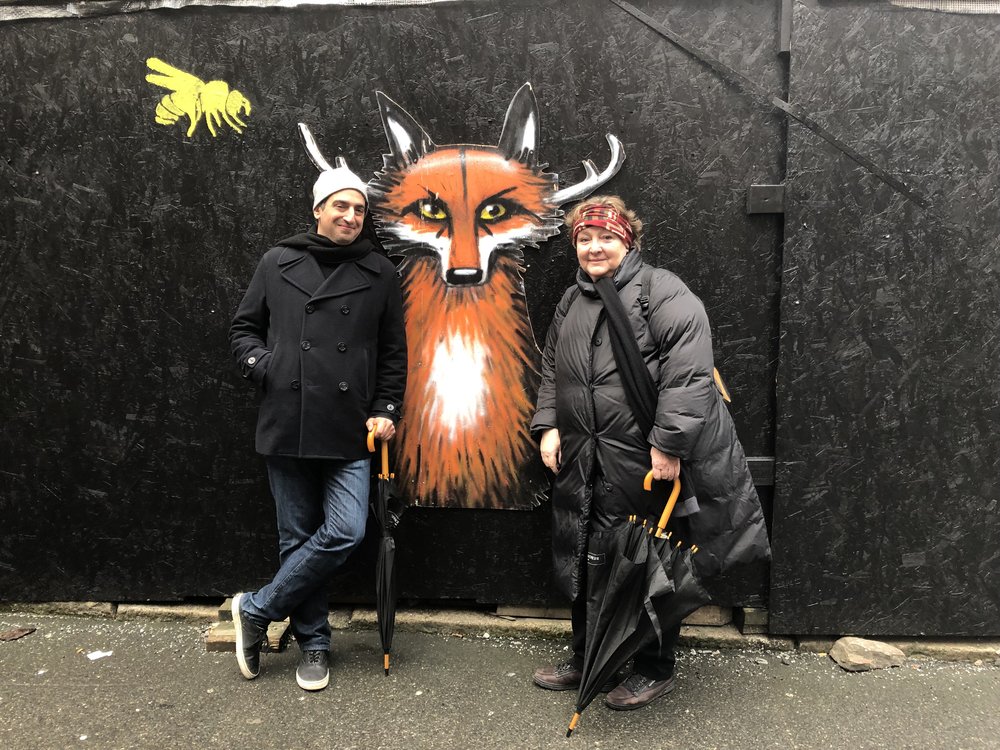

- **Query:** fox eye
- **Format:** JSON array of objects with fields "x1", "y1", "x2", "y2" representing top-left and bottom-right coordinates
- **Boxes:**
[
  {"x1": 479, "y1": 203, "x2": 507, "y2": 222},
  {"x1": 417, "y1": 199, "x2": 449, "y2": 221}
]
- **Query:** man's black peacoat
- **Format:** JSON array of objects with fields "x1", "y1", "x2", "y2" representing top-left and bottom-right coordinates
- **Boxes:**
[{"x1": 230, "y1": 242, "x2": 407, "y2": 460}]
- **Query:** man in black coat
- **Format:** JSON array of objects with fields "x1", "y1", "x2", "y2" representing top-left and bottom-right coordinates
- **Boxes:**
[{"x1": 228, "y1": 164, "x2": 407, "y2": 691}]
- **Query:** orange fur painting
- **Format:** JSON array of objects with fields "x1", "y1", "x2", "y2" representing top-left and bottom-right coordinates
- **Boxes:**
[
  {"x1": 369, "y1": 84, "x2": 624, "y2": 509},
  {"x1": 300, "y1": 84, "x2": 625, "y2": 508}
]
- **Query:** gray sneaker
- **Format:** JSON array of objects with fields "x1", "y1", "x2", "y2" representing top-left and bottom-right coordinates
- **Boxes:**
[
  {"x1": 231, "y1": 593, "x2": 267, "y2": 680},
  {"x1": 296, "y1": 649, "x2": 330, "y2": 691}
]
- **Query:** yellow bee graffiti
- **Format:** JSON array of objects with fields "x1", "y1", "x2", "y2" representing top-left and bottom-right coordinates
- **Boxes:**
[{"x1": 145, "y1": 57, "x2": 251, "y2": 138}]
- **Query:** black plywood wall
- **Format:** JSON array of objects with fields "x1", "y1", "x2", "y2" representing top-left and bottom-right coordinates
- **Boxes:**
[
  {"x1": 772, "y1": 1, "x2": 1000, "y2": 636},
  {"x1": 0, "y1": 0, "x2": 783, "y2": 605}
]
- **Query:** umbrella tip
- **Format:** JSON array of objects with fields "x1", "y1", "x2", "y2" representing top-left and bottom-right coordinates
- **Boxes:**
[
  {"x1": 567, "y1": 712, "x2": 581, "y2": 737},
  {"x1": 384, "y1": 653, "x2": 390, "y2": 675}
]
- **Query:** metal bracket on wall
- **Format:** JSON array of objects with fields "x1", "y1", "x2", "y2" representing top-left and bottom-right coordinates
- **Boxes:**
[
  {"x1": 747, "y1": 457, "x2": 775, "y2": 487},
  {"x1": 779, "y1": 0, "x2": 792, "y2": 54},
  {"x1": 746, "y1": 184, "x2": 785, "y2": 215}
]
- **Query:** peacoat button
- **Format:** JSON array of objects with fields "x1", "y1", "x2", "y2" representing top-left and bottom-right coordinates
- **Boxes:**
[
  {"x1": 300, "y1": 340, "x2": 311, "y2": 351},
  {"x1": 337, "y1": 342, "x2": 347, "y2": 352},
  {"x1": 305, "y1": 304, "x2": 315, "y2": 314},
  {"x1": 290, "y1": 380, "x2": 300, "y2": 390},
  {"x1": 340, "y1": 305, "x2": 350, "y2": 315},
  {"x1": 594, "y1": 337, "x2": 602, "y2": 345},
  {"x1": 338, "y1": 381, "x2": 349, "y2": 391}
]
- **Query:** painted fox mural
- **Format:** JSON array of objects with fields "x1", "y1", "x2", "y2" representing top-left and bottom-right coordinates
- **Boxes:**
[{"x1": 300, "y1": 84, "x2": 624, "y2": 509}]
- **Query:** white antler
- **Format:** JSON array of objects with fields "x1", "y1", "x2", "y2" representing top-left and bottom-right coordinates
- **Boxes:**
[
  {"x1": 548, "y1": 134, "x2": 626, "y2": 206},
  {"x1": 297, "y1": 122, "x2": 334, "y2": 172}
]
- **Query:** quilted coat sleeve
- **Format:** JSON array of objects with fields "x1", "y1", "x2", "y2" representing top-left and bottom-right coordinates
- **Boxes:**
[
  {"x1": 646, "y1": 273, "x2": 717, "y2": 459},
  {"x1": 530, "y1": 286, "x2": 576, "y2": 440}
]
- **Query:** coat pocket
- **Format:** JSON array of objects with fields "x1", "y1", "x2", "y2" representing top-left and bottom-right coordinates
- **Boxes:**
[{"x1": 261, "y1": 343, "x2": 279, "y2": 393}]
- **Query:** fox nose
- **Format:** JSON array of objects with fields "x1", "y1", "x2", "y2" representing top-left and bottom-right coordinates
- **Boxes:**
[{"x1": 445, "y1": 268, "x2": 484, "y2": 285}]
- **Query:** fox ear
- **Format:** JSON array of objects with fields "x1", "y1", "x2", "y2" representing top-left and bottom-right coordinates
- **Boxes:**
[
  {"x1": 376, "y1": 91, "x2": 436, "y2": 168},
  {"x1": 497, "y1": 83, "x2": 538, "y2": 165}
]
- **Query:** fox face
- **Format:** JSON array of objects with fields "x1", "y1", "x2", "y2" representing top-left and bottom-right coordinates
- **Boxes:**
[
  {"x1": 369, "y1": 85, "x2": 560, "y2": 286},
  {"x1": 372, "y1": 148, "x2": 556, "y2": 285}
]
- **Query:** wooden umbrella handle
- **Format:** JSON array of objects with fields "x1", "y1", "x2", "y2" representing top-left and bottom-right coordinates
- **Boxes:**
[
  {"x1": 367, "y1": 429, "x2": 391, "y2": 477},
  {"x1": 642, "y1": 472, "x2": 681, "y2": 536}
]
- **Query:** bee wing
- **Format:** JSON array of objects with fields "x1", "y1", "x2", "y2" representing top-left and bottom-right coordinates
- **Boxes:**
[{"x1": 145, "y1": 57, "x2": 204, "y2": 92}]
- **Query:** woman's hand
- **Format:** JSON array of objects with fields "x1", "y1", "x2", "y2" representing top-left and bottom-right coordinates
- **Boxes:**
[
  {"x1": 650, "y1": 445, "x2": 680, "y2": 481},
  {"x1": 540, "y1": 428, "x2": 561, "y2": 474}
]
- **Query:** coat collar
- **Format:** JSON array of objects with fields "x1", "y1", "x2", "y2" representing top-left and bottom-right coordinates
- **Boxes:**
[
  {"x1": 575, "y1": 248, "x2": 643, "y2": 298},
  {"x1": 276, "y1": 247, "x2": 381, "y2": 301}
]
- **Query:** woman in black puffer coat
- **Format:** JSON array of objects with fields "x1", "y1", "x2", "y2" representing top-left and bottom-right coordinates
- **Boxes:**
[{"x1": 530, "y1": 195, "x2": 770, "y2": 711}]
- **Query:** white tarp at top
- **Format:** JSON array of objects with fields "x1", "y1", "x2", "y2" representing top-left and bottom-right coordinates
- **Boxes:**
[
  {"x1": 890, "y1": 0, "x2": 1000, "y2": 12},
  {"x1": 0, "y1": 0, "x2": 455, "y2": 24},
  {"x1": 4, "y1": 0, "x2": 998, "y2": 24}
]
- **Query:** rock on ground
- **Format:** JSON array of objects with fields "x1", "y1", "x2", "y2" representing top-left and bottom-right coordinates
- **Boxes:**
[{"x1": 830, "y1": 636, "x2": 906, "y2": 672}]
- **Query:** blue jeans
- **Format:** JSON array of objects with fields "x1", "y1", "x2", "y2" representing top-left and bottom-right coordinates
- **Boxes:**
[{"x1": 243, "y1": 456, "x2": 370, "y2": 651}]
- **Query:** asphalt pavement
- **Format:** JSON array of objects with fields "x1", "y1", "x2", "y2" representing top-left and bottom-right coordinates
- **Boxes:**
[{"x1": 1, "y1": 612, "x2": 998, "y2": 750}]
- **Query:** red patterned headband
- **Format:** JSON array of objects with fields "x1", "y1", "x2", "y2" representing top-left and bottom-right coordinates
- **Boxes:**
[{"x1": 572, "y1": 206, "x2": 635, "y2": 246}]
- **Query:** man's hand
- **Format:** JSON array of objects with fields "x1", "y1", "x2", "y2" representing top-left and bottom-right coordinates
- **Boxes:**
[
  {"x1": 540, "y1": 428, "x2": 561, "y2": 474},
  {"x1": 366, "y1": 416, "x2": 396, "y2": 441},
  {"x1": 650, "y1": 445, "x2": 680, "y2": 482}
]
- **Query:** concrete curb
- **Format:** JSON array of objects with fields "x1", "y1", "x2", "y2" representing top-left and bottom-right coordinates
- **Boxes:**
[
  {"x1": 3, "y1": 602, "x2": 999, "y2": 663},
  {"x1": 798, "y1": 636, "x2": 1000, "y2": 663},
  {"x1": 0, "y1": 601, "x2": 116, "y2": 618},
  {"x1": 349, "y1": 607, "x2": 572, "y2": 639}
]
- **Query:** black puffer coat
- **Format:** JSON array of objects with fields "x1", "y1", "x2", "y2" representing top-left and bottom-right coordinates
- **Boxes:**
[{"x1": 531, "y1": 250, "x2": 770, "y2": 601}]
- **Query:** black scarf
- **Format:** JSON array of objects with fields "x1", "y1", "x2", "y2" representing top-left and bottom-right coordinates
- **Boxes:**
[
  {"x1": 586, "y1": 253, "x2": 699, "y2": 516},
  {"x1": 575, "y1": 252, "x2": 655, "y2": 436},
  {"x1": 280, "y1": 231, "x2": 376, "y2": 277}
]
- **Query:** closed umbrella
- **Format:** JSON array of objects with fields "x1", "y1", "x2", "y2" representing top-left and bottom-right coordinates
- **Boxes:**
[
  {"x1": 368, "y1": 430, "x2": 399, "y2": 675},
  {"x1": 639, "y1": 471, "x2": 711, "y2": 652},
  {"x1": 567, "y1": 475, "x2": 710, "y2": 737}
]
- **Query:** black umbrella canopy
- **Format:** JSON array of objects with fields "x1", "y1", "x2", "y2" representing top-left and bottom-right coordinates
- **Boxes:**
[
  {"x1": 369, "y1": 432, "x2": 400, "y2": 675},
  {"x1": 375, "y1": 534, "x2": 396, "y2": 675},
  {"x1": 567, "y1": 477, "x2": 710, "y2": 737},
  {"x1": 569, "y1": 525, "x2": 673, "y2": 734}
]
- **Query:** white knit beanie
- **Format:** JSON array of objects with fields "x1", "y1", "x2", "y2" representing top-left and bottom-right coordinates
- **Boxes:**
[{"x1": 312, "y1": 167, "x2": 368, "y2": 209}]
